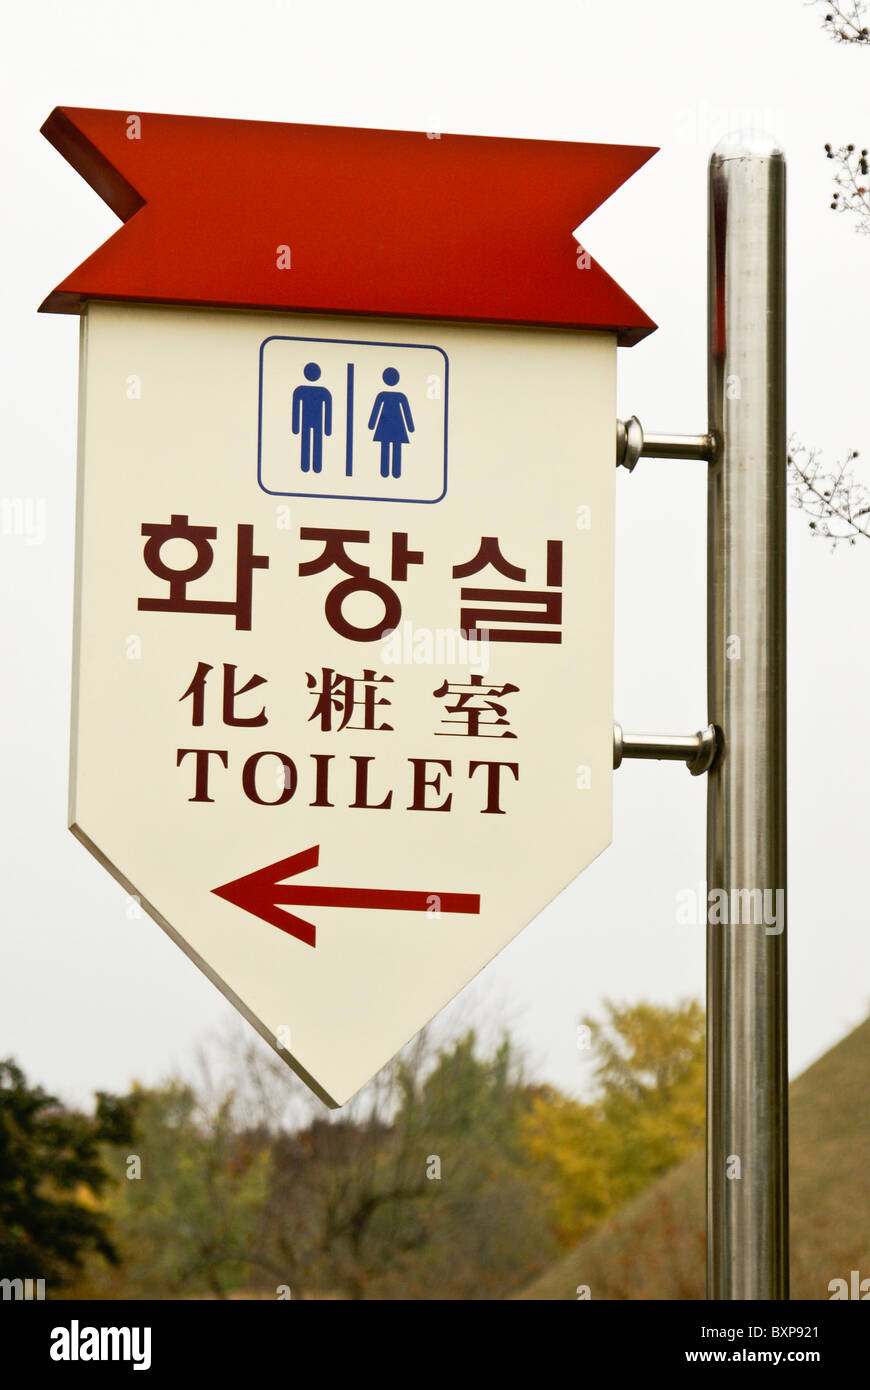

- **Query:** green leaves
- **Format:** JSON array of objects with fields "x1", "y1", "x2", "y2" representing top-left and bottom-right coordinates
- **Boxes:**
[
  {"x1": 0, "y1": 1057, "x2": 133, "y2": 1285},
  {"x1": 522, "y1": 1001, "x2": 705, "y2": 1245}
]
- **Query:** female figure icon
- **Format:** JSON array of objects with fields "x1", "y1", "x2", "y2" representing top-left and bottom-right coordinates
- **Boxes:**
[{"x1": 368, "y1": 367, "x2": 415, "y2": 479}]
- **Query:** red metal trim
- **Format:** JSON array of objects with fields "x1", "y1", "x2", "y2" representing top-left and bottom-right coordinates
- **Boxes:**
[{"x1": 40, "y1": 107, "x2": 657, "y2": 344}]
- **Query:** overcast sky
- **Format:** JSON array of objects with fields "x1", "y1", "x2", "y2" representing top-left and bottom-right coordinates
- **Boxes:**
[{"x1": 2, "y1": 0, "x2": 869, "y2": 1109}]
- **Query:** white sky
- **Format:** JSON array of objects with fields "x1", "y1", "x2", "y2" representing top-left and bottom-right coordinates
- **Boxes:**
[{"x1": 2, "y1": 0, "x2": 869, "y2": 1108}]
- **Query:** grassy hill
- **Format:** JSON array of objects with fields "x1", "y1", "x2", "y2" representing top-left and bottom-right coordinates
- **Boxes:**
[{"x1": 516, "y1": 1014, "x2": 870, "y2": 1300}]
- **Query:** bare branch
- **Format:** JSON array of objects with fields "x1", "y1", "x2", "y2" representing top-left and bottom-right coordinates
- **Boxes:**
[
  {"x1": 824, "y1": 142, "x2": 870, "y2": 232},
  {"x1": 788, "y1": 438, "x2": 870, "y2": 547},
  {"x1": 813, "y1": 0, "x2": 870, "y2": 42}
]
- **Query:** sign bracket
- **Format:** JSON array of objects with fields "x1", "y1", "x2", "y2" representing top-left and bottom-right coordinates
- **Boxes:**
[
  {"x1": 616, "y1": 415, "x2": 717, "y2": 471},
  {"x1": 613, "y1": 721, "x2": 719, "y2": 776}
]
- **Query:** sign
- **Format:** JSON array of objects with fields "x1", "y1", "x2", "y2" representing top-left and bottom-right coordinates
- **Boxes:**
[
  {"x1": 43, "y1": 108, "x2": 655, "y2": 1106},
  {"x1": 258, "y1": 333, "x2": 449, "y2": 502}
]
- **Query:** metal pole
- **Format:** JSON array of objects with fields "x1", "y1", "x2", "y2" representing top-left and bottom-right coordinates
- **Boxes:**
[{"x1": 706, "y1": 136, "x2": 788, "y2": 1299}]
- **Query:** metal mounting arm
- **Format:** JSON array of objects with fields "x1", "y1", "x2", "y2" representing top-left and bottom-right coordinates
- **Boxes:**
[
  {"x1": 616, "y1": 414, "x2": 717, "y2": 471},
  {"x1": 613, "y1": 721, "x2": 720, "y2": 776}
]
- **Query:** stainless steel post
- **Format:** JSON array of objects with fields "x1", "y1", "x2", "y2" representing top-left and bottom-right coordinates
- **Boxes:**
[{"x1": 707, "y1": 136, "x2": 789, "y2": 1299}]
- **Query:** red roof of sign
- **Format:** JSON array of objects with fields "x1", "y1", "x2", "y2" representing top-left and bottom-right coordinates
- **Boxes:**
[{"x1": 40, "y1": 107, "x2": 656, "y2": 345}]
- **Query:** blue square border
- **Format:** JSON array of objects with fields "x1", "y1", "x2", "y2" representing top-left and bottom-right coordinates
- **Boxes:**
[{"x1": 257, "y1": 334, "x2": 449, "y2": 504}]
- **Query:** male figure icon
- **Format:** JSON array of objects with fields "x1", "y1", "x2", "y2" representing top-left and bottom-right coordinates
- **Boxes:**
[{"x1": 292, "y1": 363, "x2": 332, "y2": 473}]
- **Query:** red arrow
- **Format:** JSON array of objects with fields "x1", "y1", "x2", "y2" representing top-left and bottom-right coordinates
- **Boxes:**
[
  {"x1": 211, "y1": 845, "x2": 480, "y2": 948},
  {"x1": 40, "y1": 107, "x2": 656, "y2": 343}
]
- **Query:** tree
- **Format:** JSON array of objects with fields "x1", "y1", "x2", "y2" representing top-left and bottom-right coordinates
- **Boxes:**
[
  {"x1": 97, "y1": 1079, "x2": 272, "y2": 1299},
  {"x1": 57, "y1": 1011, "x2": 708, "y2": 1299},
  {"x1": 0, "y1": 1058, "x2": 134, "y2": 1287},
  {"x1": 379, "y1": 1033, "x2": 558, "y2": 1299},
  {"x1": 522, "y1": 1000, "x2": 705, "y2": 1245},
  {"x1": 813, "y1": 1, "x2": 869, "y2": 235},
  {"x1": 224, "y1": 1027, "x2": 433, "y2": 1299},
  {"x1": 233, "y1": 1027, "x2": 558, "y2": 1299},
  {"x1": 788, "y1": 442, "x2": 870, "y2": 547},
  {"x1": 790, "y1": 3, "x2": 870, "y2": 544},
  {"x1": 815, "y1": 1, "x2": 870, "y2": 47}
]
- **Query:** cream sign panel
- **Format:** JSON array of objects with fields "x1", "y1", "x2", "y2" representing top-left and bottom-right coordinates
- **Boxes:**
[{"x1": 71, "y1": 301, "x2": 615, "y2": 1106}]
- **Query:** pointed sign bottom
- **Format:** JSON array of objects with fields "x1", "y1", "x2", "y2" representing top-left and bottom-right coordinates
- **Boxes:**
[{"x1": 212, "y1": 845, "x2": 481, "y2": 947}]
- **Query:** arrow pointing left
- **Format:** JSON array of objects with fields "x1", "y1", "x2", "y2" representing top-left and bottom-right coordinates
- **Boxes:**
[{"x1": 212, "y1": 845, "x2": 481, "y2": 948}]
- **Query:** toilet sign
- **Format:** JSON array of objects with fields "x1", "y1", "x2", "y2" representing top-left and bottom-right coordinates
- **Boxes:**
[
  {"x1": 258, "y1": 335, "x2": 449, "y2": 502},
  {"x1": 42, "y1": 107, "x2": 655, "y2": 1105}
]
